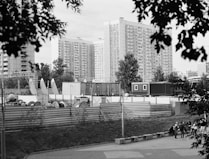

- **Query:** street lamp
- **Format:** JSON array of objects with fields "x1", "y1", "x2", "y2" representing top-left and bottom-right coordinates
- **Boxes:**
[
  {"x1": 1, "y1": 78, "x2": 5, "y2": 159},
  {"x1": 121, "y1": 91, "x2": 128, "y2": 138},
  {"x1": 1, "y1": 53, "x2": 6, "y2": 159}
]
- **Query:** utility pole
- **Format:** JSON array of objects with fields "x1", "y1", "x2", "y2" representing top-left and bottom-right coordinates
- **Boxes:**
[
  {"x1": 119, "y1": 82, "x2": 125, "y2": 138},
  {"x1": 121, "y1": 93, "x2": 124, "y2": 138},
  {"x1": 1, "y1": 53, "x2": 6, "y2": 159}
]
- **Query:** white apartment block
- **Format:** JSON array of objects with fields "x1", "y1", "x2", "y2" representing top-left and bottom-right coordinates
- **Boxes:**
[
  {"x1": 104, "y1": 17, "x2": 173, "y2": 82},
  {"x1": 0, "y1": 44, "x2": 35, "y2": 78},
  {"x1": 94, "y1": 40, "x2": 106, "y2": 82},
  {"x1": 58, "y1": 38, "x2": 94, "y2": 81}
]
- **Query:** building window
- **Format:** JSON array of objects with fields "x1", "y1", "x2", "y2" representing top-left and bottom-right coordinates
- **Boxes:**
[
  {"x1": 143, "y1": 85, "x2": 147, "y2": 90},
  {"x1": 134, "y1": 85, "x2": 138, "y2": 91}
]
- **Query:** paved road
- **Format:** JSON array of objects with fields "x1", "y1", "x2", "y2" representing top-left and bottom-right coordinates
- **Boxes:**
[{"x1": 27, "y1": 137, "x2": 203, "y2": 159}]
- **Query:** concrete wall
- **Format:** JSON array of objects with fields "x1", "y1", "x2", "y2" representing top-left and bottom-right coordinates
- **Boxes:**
[{"x1": 174, "y1": 102, "x2": 189, "y2": 115}]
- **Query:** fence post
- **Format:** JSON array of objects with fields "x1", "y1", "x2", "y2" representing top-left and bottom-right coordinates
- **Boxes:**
[
  {"x1": 120, "y1": 93, "x2": 124, "y2": 138},
  {"x1": 1, "y1": 86, "x2": 6, "y2": 159}
]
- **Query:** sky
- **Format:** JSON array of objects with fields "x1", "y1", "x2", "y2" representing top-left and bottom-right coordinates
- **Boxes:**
[{"x1": 35, "y1": 0, "x2": 209, "y2": 75}]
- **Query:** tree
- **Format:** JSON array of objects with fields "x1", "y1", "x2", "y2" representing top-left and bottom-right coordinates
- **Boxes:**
[
  {"x1": 166, "y1": 72, "x2": 180, "y2": 83},
  {"x1": 181, "y1": 77, "x2": 193, "y2": 99},
  {"x1": 3, "y1": 77, "x2": 28, "y2": 89},
  {"x1": 166, "y1": 72, "x2": 184, "y2": 95},
  {"x1": 51, "y1": 58, "x2": 74, "y2": 90},
  {"x1": 133, "y1": 0, "x2": 209, "y2": 61},
  {"x1": 187, "y1": 75, "x2": 209, "y2": 115},
  {"x1": 180, "y1": 75, "x2": 209, "y2": 158},
  {"x1": 195, "y1": 74, "x2": 209, "y2": 96},
  {"x1": 38, "y1": 63, "x2": 51, "y2": 86},
  {"x1": 62, "y1": 72, "x2": 74, "y2": 82},
  {"x1": 153, "y1": 66, "x2": 165, "y2": 82},
  {"x1": 55, "y1": 71, "x2": 75, "y2": 90},
  {"x1": 0, "y1": 0, "x2": 82, "y2": 57},
  {"x1": 116, "y1": 54, "x2": 142, "y2": 93},
  {"x1": 52, "y1": 58, "x2": 66, "y2": 78},
  {"x1": 4, "y1": 78, "x2": 17, "y2": 89}
]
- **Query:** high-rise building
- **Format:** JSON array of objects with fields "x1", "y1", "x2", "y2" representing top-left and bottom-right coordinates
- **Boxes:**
[
  {"x1": 94, "y1": 40, "x2": 105, "y2": 82},
  {"x1": 58, "y1": 37, "x2": 94, "y2": 81},
  {"x1": 104, "y1": 17, "x2": 173, "y2": 82},
  {"x1": 0, "y1": 44, "x2": 35, "y2": 77}
]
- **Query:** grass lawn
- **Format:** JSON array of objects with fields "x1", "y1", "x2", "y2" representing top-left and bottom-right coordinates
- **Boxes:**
[{"x1": 5, "y1": 115, "x2": 198, "y2": 159}]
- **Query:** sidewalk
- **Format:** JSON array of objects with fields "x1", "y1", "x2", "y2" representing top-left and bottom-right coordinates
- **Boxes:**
[{"x1": 27, "y1": 136, "x2": 202, "y2": 159}]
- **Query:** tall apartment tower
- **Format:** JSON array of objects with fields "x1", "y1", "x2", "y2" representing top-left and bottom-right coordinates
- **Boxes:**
[
  {"x1": 104, "y1": 17, "x2": 173, "y2": 82},
  {"x1": 58, "y1": 38, "x2": 95, "y2": 81},
  {"x1": 94, "y1": 40, "x2": 106, "y2": 82},
  {"x1": 0, "y1": 44, "x2": 35, "y2": 77}
]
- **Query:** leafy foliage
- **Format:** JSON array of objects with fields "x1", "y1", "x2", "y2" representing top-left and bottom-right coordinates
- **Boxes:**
[
  {"x1": 195, "y1": 75, "x2": 209, "y2": 96},
  {"x1": 6, "y1": 115, "x2": 193, "y2": 159},
  {"x1": 62, "y1": 71, "x2": 74, "y2": 82},
  {"x1": 32, "y1": 58, "x2": 74, "y2": 91},
  {"x1": 153, "y1": 66, "x2": 165, "y2": 82},
  {"x1": 196, "y1": 134, "x2": 209, "y2": 158},
  {"x1": 133, "y1": 0, "x2": 209, "y2": 61},
  {"x1": 52, "y1": 58, "x2": 74, "y2": 90},
  {"x1": 0, "y1": 0, "x2": 82, "y2": 57},
  {"x1": 166, "y1": 72, "x2": 184, "y2": 95},
  {"x1": 52, "y1": 58, "x2": 66, "y2": 78},
  {"x1": 181, "y1": 77, "x2": 193, "y2": 96},
  {"x1": 166, "y1": 72, "x2": 181, "y2": 83},
  {"x1": 116, "y1": 54, "x2": 142, "y2": 93},
  {"x1": 2, "y1": 77, "x2": 28, "y2": 89},
  {"x1": 178, "y1": 75, "x2": 209, "y2": 159},
  {"x1": 37, "y1": 63, "x2": 51, "y2": 86},
  {"x1": 185, "y1": 75, "x2": 209, "y2": 115}
]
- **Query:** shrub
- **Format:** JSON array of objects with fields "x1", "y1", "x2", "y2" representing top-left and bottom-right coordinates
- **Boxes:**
[{"x1": 5, "y1": 115, "x2": 195, "y2": 159}]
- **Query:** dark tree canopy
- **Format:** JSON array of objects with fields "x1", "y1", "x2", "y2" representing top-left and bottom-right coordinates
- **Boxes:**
[
  {"x1": 38, "y1": 63, "x2": 51, "y2": 86},
  {"x1": 62, "y1": 72, "x2": 74, "y2": 82},
  {"x1": 52, "y1": 58, "x2": 66, "y2": 78},
  {"x1": 33, "y1": 58, "x2": 74, "y2": 90},
  {"x1": 1, "y1": 77, "x2": 28, "y2": 89},
  {"x1": 0, "y1": 0, "x2": 82, "y2": 57},
  {"x1": 133, "y1": 0, "x2": 209, "y2": 61},
  {"x1": 166, "y1": 72, "x2": 185, "y2": 95},
  {"x1": 195, "y1": 74, "x2": 209, "y2": 96},
  {"x1": 153, "y1": 66, "x2": 165, "y2": 82},
  {"x1": 116, "y1": 54, "x2": 142, "y2": 93},
  {"x1": 52, "y1": 58, "x2": 74, "y2": 90},
  {"x1": 167, "y1": 72, "x2": 181, "y2": 83},
  {"x1": 186, "y1": 75, "x2": 209, "y2": 115}
]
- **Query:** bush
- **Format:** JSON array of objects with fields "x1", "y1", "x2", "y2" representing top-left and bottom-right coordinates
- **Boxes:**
[{"x1": 5, "y1": 115, "x2": 195, "y2": 159}]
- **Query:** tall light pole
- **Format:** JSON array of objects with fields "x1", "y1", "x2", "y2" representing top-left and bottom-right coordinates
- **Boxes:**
[
  {"x1": 121, "y1": 93, "x2": 124, "y2": 138},
  {"x1": 1, "y1": 52, "x2": 6, "y2": 159},
  {"x1": 120, "y1": 81, "x2": 125, "y2": 138}
]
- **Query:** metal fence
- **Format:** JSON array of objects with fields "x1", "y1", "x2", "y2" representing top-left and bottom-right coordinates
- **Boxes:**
[{"x1": 0, "y1": 102, "x2": 172, "y2": 131}]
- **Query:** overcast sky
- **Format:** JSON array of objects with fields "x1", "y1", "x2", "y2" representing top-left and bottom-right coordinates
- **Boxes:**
[{"x1": 35, "y1": 0, "x2": 209, "y2": 75}]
